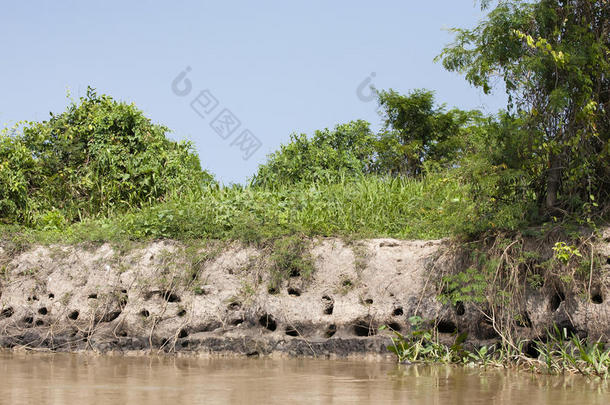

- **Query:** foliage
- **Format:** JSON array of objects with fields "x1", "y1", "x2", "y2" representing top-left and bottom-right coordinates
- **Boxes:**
[
  {"x1": 552, "y1": 241, "x2": 582, "y2": 264},
  {"x1": 385, "y1": 316, "x2": 610, "y2": 377},
  {"x1": 0, "y1": 87, "x2": 213, "y2": 226},
  {"x1": 251, "y1": 120, "x2": 376, "y2": 187},
  {"x1": 5, "y1": 172, "x2": 501, "y2": 244},
  {"x1": 536, "y1": 326, "x2": 610, "y2": 378},
  {"x1": 438, "y1": 0, "x2": 610, "y2": 214},
  {"x1": 375, "y1": 89, "x2": 479, "y2": 176},
  {"x1": 383, "y1": 316, "x2": 469, "y2": 364},
  {"x1": 440, "y1": 267, "x2": 490, "y2": 305},
  {"x1": 253, "y1": 91, "x2": 480, "y2": 187},
  {"x1": 452, "y1": 112, "x2": 540, "y2": 229}
]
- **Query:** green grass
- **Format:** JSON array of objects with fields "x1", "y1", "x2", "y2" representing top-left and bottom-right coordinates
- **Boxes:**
[{"x1": 0, "y1": 173, "x2": 502, "y2": 245}]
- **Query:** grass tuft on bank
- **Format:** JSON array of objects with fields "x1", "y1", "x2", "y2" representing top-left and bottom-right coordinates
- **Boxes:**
[{"x1": 0, "y1": 172, "x2": 531, "y2": 246}]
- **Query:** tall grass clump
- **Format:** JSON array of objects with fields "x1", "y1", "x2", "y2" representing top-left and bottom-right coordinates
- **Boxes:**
[
  {"x1": 48, "y1": 173, "x2": 488, "y2": 243},
  {"x1": 1, "y1": 167, "x2": 531, "y2": 245}
]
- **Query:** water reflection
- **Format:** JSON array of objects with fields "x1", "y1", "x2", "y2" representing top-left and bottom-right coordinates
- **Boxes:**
[{"x1": 0, "y1": 352, "x2": 607, "y2": 404}]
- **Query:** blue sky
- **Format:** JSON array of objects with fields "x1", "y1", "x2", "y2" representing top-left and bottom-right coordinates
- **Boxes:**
[{"x1": 1, "y1": 1, "x2": 506, "y2": 184}]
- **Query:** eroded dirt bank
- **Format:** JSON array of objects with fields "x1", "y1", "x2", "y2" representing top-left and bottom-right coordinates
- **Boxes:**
[{"x1": 0, "y1": 235, "x2": 608, "y2": 357}]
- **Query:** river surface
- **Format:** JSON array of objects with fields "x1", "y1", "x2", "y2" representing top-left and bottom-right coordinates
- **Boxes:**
[{"x1": 0, "y1": 352, "x2": 608, "y2": 404}]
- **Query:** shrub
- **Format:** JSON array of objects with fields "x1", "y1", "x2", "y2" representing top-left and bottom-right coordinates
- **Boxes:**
[
  {"x1": 0, "y1": 87, "x2": 213, "y2": 226},
  {"x1": 251, "y1": 120, "x2": 376, "y2": 187}
]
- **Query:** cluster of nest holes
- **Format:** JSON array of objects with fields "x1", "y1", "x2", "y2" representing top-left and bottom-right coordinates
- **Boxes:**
[
  {"x1": 549, "y1": 289, "x2": 565, "y2": 311},
  {"x1": 259, "y1": 314, "x2": 277, "y2": 331},
  {"x1": 322, "y1": 295, "x2": 334, "y2": 315},
  {"x1": 119, "y1": 290, "x2": 128, "y2": 308},
  {"x1": 17, "y1": 306, "x2": 51, "y2": 327},
  {"x1": 436, "y1": 319, "x2": 457, "y2": 334},
  {"x1": 287, "y1": 287, "x2": 301, "y2": 297},
  {"x1": 353, "y1": 318, "x2": 377, "y2": 337}
]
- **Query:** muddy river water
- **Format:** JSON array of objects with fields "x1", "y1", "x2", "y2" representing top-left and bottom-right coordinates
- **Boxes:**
[{"x1": 0, "y1": 352, "x2": 608, "y2": 404}]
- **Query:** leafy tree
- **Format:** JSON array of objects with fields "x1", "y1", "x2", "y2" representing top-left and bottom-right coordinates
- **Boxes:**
[
  {"x1": 438, "y1": 0, "x2": 609, "y2": 214},
  {"x1": 375, "y1": 89, "x2": 479, "y2": 176},
  {"x1": 252, "y1": 120, "x2": 376, "y2": 187},
  {"x1": 454, "y1": 112, "x2": 540, "y2": 229},
  {"x1": 0, "y1": 87, "x2": 212, "y2": 226}
]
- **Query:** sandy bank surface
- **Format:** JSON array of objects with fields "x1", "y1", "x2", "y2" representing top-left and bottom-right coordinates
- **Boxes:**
[{"x1": 0, "y1": 235, "x2": 608, "y2": 357}]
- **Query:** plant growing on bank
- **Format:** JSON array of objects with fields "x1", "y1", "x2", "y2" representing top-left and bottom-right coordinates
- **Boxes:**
[
  {"x1": 375, "y1": 89, "x2": 479, "y2": 177},
  {"x1": 251, "y1": 120, "x2": 376, "y2": 187},
  {"x1": 382, "y1": 316, "x2": 470, "y2": 364},
  {"x1": 385, "y1": 317, "x2": 610, "y2": 378},
  {"x1": 1, "y1": 172, "x2": 497, "y2": 244},
  {"x1": 437, "y1": 228, "x2": 606, "y2": 342},
  {"x1": 438, "y1": 0, "x2": 609, "y2": 215},
  {"x1": 268, "y1": 235, "x2": 314, "y2": 292},
  {"x1": 0, "y1": 87, "x2": 212, "y2": 227},
  {"x1": 552, "y1": 242, "x2": 582, "y2": 264}
]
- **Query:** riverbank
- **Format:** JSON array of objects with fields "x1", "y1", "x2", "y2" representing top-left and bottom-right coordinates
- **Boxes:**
[{"x1": 1, "y1": 233, "x2": 608, "y2": 361}]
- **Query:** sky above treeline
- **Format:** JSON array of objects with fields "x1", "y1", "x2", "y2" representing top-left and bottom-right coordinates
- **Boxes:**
[{"x1": 1, "y1": 1, "x2": 507, "y2": 184}]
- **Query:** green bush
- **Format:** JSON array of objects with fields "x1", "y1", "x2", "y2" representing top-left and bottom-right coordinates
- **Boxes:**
[
  {"x1": 251, "y1": 120, "x2": 376, "y2": 187},
  {"x1": 0, "y1": 88, "x2": 213, "y2": 226},
  {"x1": 375, "y1": 89, "x2": 478, "y2": 176}
]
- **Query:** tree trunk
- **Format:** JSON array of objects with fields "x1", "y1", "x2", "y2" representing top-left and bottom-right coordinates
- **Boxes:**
[{"x1": 545, "y1": 154, "x2": 561, "y2": 211}]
